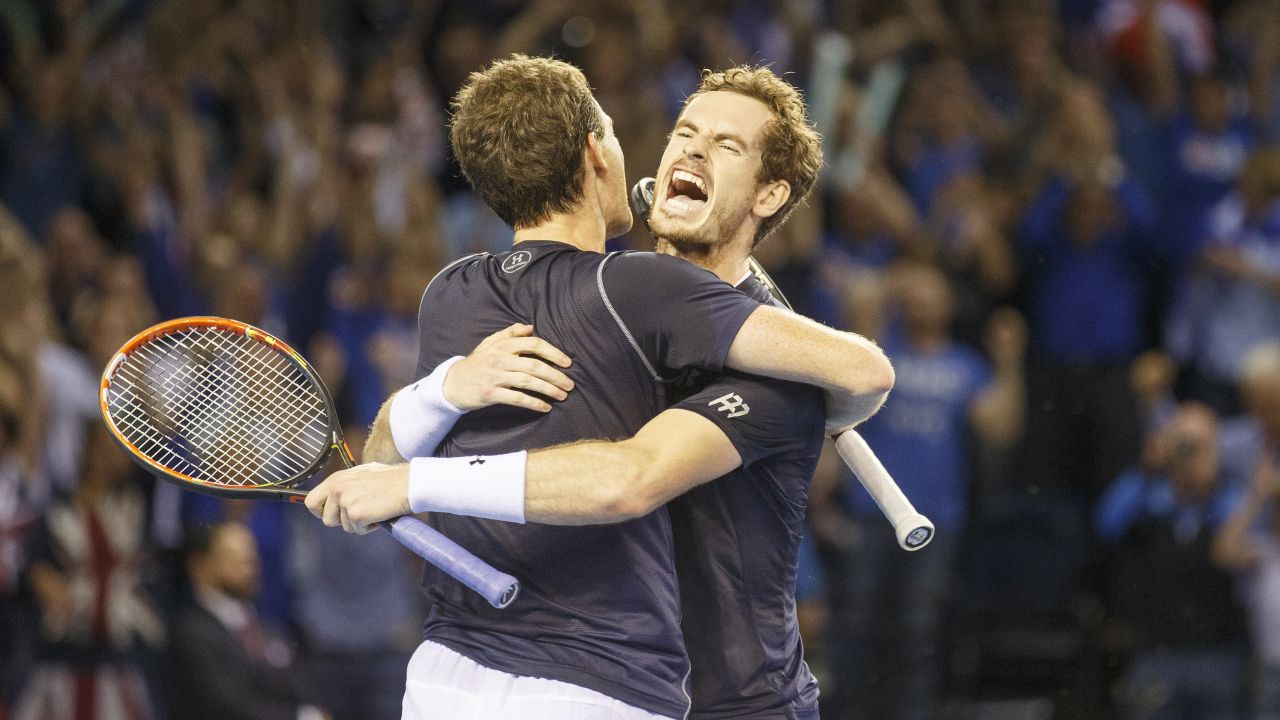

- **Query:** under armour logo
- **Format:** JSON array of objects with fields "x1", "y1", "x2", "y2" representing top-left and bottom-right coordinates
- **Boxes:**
[
  {"x1": 501, "y1": 251, "x2": 532, "y2": 274},
  {"x1": 708, "y1": 392, "x2": 750, "y2": 418},
  {"x1": 470, "y1": 457, "x2": 486, "y2": 466}
]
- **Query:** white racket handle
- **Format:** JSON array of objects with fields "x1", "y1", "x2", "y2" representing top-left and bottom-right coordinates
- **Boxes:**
[{"x1": 833, "y1": 431, "x2": 934, "y2": 551}]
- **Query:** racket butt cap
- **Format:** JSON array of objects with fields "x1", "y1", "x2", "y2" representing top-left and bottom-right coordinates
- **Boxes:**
[{"x1": 896, "y1": 514, "x2": 935, "y2": 551}]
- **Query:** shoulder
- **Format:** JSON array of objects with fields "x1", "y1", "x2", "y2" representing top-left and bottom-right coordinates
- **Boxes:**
[
  {"x1": 172, "y1": 605, "x2": 225, "y2": 641},
  {"x1": 597, "y1": 250, "x2": 742, "y2": 313},
  {"x1": 429, "y1": 252, "x2": 490, "y2": 285},
  {"x1": 600, "y1": 251, "x2": 723, "y2": 286},
  {"x1": 419, "y1": 253, "x2": 488, "y2": 304}
]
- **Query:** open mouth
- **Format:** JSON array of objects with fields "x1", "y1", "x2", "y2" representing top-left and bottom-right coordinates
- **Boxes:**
[{"x1": 664, "y1": 169, "x2": 709, "y2": 215}]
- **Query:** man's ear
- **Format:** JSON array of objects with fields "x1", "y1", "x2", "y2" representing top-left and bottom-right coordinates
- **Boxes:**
[
  {"x1": 584, "y1": 132, "x2": 608, "y2": 175},
  {"x1": 753, "y1": 180, "x2": 791, "y2": 219}
]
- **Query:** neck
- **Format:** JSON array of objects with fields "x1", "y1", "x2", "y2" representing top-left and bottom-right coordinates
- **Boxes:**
[
  {"x1": 513, "y1": 204, "x2": 608, "y2": 253},
  {"x1": 657, "y1": 237, "x2": 752, "y2": 284}
]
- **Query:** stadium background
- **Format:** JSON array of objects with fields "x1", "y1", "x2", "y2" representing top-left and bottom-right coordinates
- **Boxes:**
[{"x1": 1, "y1": 0, "x2": 1278, "y2": 718}]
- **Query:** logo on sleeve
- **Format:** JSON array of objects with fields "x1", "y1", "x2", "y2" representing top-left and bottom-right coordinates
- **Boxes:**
[
  {"x1": 501, "y1": 251, "x2": 532, "y2": 274},
  {"x1": 708, "y1": 392, "x2": 750, "y2": 419}
]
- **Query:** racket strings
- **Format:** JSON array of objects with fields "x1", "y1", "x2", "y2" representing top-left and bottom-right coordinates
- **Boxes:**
[
  {"x1": 119, "y1": 330, "x2": 325, "y2": 485},
  {"x1": 135, "y1": 334, "x2": 321, "y2": 472},
  {"x1": 106, "y1": 326, "x2": 331, "y2": 487}
]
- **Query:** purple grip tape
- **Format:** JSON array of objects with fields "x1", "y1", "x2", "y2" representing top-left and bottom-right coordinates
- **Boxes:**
[{"x1": 383, "y1": 516, "x2": 520, "y2": 608}]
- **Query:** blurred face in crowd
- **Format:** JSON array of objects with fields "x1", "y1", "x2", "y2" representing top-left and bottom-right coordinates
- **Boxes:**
[
  {"x1": 1190, "y1": 77, "x2": 1230, "y2": 134},
  {"x1": 1164, "y1": 404, "x2": 1220, "y2": 503},
  {"x1": 197, "y1": 523, "x2": 261, "y2": 601},
  {"x1": 898, "y1": 265, "x2": 954, "y2": 339},
  {"x1": 650, "y1": 91, "x2": 777, "y2": 252},
  {"x1": 1067, "y1": 183, "x2": 1117, "y2": 248},
  {"x1": 46, "y1": 207, "x2": 106, "y2": 289},
  {"x1": 1238, "y1": 149, "x2": 1280, "y2": 218},
  {"x1": 1243, "y1": 370, "x2": 1280, "y2": 441},
  {"x1": 81, "y1": 423, "x2": 134, "y2": 489}
]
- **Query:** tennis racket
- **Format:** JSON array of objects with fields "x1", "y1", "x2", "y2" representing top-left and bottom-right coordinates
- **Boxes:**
[
  {"x1": 100, "y1": 316, "x2": 520, "y2": 607},
  {"x1": 632, "y1": 177, "x2": 934, "y2": 551}
]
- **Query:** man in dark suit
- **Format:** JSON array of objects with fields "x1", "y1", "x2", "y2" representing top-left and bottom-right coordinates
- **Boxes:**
[{"x1": 170, "y1": 520, "x2": 328, "y2": 720}]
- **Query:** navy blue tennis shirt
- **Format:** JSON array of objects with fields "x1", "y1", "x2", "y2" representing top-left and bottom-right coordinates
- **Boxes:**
[
  {"x1": 667, "y1": 277, "x2": 825, "y2": 720},
  {"x1": 413, "y1": 240, "x2": 764, "y2": 718}
]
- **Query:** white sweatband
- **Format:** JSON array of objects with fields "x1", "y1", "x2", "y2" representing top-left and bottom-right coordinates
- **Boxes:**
[
  {"x1": 407, "y1": 452, "x2": 527, "y2": 524},
  {"x1": 390, "y1": 356, "x2": 466, "y2": 460}
]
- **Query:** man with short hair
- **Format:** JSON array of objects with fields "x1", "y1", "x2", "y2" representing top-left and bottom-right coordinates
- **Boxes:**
[
  {"x1": 310, "y1": 56, "x2": 892, "y2": 719},
  {"x1": 170, "y1": 521, "x2": 326, "y2": 720}
]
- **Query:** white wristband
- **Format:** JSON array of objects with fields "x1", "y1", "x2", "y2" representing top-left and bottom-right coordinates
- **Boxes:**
[
  {"x1": 390, "y1": 356, "x2": 466, "y2": 460},
  {"x1": 408, "y1": 452, "x2": 527, "y2": 524}
]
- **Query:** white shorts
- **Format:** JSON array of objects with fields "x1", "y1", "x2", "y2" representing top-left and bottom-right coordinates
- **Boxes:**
[{"x1": 401, "y1": 640, "x2": 677, "y2": 720}]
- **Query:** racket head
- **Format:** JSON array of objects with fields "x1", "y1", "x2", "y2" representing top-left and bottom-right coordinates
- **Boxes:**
[{"x1": 100, "y1": 317, "x2": 349, "y2": 501}]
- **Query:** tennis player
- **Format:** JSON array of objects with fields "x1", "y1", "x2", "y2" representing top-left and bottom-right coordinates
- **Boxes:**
[
  {"x1": 317, "y1": 66, "x2": 830, "y2": 719},
  {"x1": 308, "y1": 55, "x2": 889, "y2": 720}
]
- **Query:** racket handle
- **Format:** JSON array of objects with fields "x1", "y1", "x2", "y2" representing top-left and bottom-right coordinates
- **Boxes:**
[
  {"x1": 833, "y1": 430, "x2": 934, "y2": 551},
  {"x1": 381, "y1": 516, "x2": 520, "y2": 608}
]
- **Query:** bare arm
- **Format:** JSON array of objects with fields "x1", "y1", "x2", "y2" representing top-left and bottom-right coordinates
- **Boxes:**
[
  {"x1": 523, "y1": 410, "x2": 741, "y2": 524},
  {"x1": 969, "y1": 308, "x2": 1027, "y2": 447},
  {"x1": 309, "y1": 408, "x2": 742, "y2": 532},
  {"x1": 362, "y1": 394, "x2": 404, "y2": 464},
  {"x1": 726, "y1": 305, "x2": 894, "y2": 433}
]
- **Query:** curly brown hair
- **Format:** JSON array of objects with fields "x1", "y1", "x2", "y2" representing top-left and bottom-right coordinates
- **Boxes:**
[
  {"x1": 450, "y1": 55, "x2": 603, "y2": 229},
  {"x1": 686, "y1": 66, "x2": 823, "y2": 245}
]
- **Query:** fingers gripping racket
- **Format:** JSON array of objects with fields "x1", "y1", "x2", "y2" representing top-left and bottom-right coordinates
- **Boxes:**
[
  {"x1": 100, "y1": 317, "x2": 520, "y2": 607},
  {"x1": 632, "y1": 178, "x2": 934, "y2": 551}
]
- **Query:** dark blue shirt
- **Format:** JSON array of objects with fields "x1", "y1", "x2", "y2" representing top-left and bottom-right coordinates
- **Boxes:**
[
  {"x1": 667, "y1": 277, "x2": 825, "y2": 720},
  {"x1": 853, "y1": 334, "x2": 991, "y2": 530},
  {"x1": 413, "y1": 241, "x2": 761, "y2": 718},
  {"x1": 1161, "y1": 113, "x2": 1255, "y2": 267},
  {"x1": 1018, "y1": 175, "x2": 1157, "y2": 362}
]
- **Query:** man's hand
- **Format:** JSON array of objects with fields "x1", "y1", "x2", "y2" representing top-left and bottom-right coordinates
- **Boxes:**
[
  {"x1": 362, "y1": 324, "x2": 575, "y2": 463},
  {"x1": 443, "y1": 324, "x2": 574, "y2": 413},
  {"x1": 306, "y1": 463, "x2": 412, "y2": 534}
]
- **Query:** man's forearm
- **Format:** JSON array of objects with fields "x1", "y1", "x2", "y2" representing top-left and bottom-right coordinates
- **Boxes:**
[
  {"x1": 363, "y1": 393, "x2": 407, "y2": 464},
  {"x1": 727, "y1": 305, "x2": 893, "y2": 431},
  {"x1": 971, "y1": 362, "x2": 1026, "y2": 448},
  {"x1": 404, "y1": 409, "x2": 741, "y2": 526}
]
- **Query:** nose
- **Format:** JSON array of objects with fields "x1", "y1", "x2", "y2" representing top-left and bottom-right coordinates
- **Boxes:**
[{"x1": 680, "y1": 134, "x2": 707, "y2": 162}]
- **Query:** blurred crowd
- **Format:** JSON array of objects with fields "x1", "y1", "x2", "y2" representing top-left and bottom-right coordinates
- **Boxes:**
[{"x1": 0, "y1": 0, "x2": 1279, "y2": 719}]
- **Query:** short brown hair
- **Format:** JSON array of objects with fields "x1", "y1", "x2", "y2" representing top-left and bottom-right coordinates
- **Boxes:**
[
  {"x1": 450, "y1": 55, "x2": 603, "y2": 229},
  {"x1": 686, "y1": 66, "x2": 823, "y2": 245}
]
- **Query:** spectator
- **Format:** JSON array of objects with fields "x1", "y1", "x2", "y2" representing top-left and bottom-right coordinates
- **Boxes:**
[
  {"x1": 1160, "y1": 73, "x2": 1257, "y2": 271},
  {"x1": 1168, "y1": 147, "x2": 1280, "y2": 415},
  {"x1": 13, "y1": 423, "x2": 165, "y2": 720},
  {"x1": 1095, "y1": 402, "x2": 1248, "y2": 720},
  {"x1": 818, "y1": 263, "x2": 1027, "y2": 720},
  {"x1": 1212, "y1": 427, "x2": 1280, "y2": 720},
  {"x1": 1017, "y1": 82, "x2": 1158, "y2": 508},
  {"x1": 0, "y1": 379, "x2": 39, "y2": 717},
  {"x1": 0, "y1": 56, "x2": 86, "y2": 240},
  {"x1": 893, "y1": 57, "x2": 1005, "y2": 216},
  {"x1": 170, "y1": 520, "x2": 326, "y2": 720}
]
